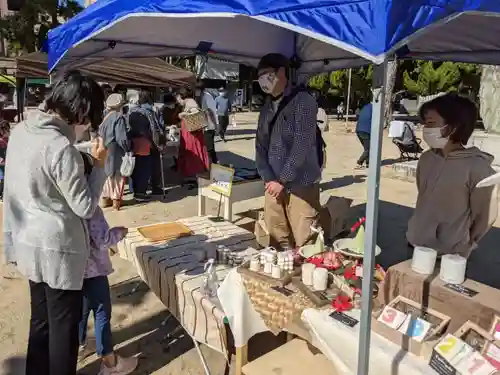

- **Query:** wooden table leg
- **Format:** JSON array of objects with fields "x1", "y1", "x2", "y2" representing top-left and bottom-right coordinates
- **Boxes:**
[
  {"x1": 224, "y1": 196, "x2": 232, "y2": 222},
  {"x1": 198, "y1": 187, "x2": 206, "y2": 217},
  {"x1": 235, "y1": 344, "x2": 248, "y2": 375}
]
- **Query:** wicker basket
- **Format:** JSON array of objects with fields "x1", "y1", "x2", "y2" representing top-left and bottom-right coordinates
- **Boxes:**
[
  {"x1": 183, "y1": 110, "x2": 207, "y2": 132},
  {"x1": 240, "y1": 272, "x2": 315, "y2": 334}
]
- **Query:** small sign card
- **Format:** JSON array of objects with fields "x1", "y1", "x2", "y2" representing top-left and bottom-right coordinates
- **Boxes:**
[
  {"x1": 377, "y1": 305, "x2": 407, "y2": 330},
  {"x1": 330, "y1": 311, "x2": 359, "y2": 328},
  {"x1": 270, "y1": 286, "x2": 294, "y2": 297},
  {"x1": 444, "y1": 283, "x2": 478, "y2": 298},
  {"x1": 455, "y1": 351, "x2": 496, "y2": 375},
  {"x1": 209, "y1": 164, "x2": 235, "y2": 197}
]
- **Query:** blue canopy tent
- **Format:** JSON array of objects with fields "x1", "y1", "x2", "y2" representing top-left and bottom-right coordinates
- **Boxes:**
[{"x1": 47, "y1": 1, "x2": 500, "y2": 375}]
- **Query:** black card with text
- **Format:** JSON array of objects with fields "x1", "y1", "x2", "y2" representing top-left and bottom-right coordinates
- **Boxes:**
[
  {"x1": 330, "y1": 311, "x2": 359, "y2": 328},
  {"x1": 444, "y1": 283, "x2": 478, "y2": 298},
  {"x1": 429, "y1": 350, "x2": 456, "y2": 375}
]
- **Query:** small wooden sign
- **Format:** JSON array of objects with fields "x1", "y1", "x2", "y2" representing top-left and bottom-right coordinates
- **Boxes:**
[{"x1": 209, "y1": 164, "x2": 235, "y2": 197}]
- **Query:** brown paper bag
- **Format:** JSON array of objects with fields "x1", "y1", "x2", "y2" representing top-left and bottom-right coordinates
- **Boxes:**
[{"x1": 320, "y1": 196, "x2": 353, "y2": 240}]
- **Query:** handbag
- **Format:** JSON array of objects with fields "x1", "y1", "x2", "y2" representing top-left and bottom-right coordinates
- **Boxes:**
[
  {"x1": 120, "y1": 152, "x2": 136, "y2": 177},
  {"x1": 183, "y1": 110, "x2": 207, "y2": 132}
]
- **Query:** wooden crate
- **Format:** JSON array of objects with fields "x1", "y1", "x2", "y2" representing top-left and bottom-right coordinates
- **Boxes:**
[
  {"x1": 372, "y1": 295, "x2": 450, "y2": 358},
  {"x1": 456, "y1": 320, "x2": 496, "y2": 355}
]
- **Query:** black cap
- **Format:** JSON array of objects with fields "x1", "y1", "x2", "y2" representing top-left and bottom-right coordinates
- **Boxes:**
[{"x1": 257, "y1": 53, "x2": 290, "y2": 72}]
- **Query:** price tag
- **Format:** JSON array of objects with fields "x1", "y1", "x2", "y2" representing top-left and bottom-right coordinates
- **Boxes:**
[
  {"x1": 377, "y1": 306, "x2": 407, "y2": 330},
  {"x1": 455, "y1": 351, "x2": 496, "y2": 375},
  {"x1": 398, "y1": 315, "x2": 432, "y2": 342},
  {"x1": 444, "y1": 284, "x2": 478, "y2": 298},
  {"x1": 330, "y1": 311, "x2": 359, "y2": 328},
  {"x1": 209, "y1": 164, "x2": 235, "y2": 197}
]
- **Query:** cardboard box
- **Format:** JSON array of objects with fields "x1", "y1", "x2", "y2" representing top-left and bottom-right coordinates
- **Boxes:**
[{"x1": 372, "y1": 295, "x2": 450, "y2": 358}]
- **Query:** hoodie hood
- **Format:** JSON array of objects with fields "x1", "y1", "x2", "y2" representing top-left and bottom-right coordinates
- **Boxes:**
[
  {"x1": 25, "y1": 109, "x2": 76, "y2": 144},
  {"x1": 430, "y1": 146, "x2": 494, "y2": 163}
]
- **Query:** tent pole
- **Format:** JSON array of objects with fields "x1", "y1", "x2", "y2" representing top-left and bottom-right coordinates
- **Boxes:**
[
  {"x1": 356, "y1": 59, "x2": 389, "y2": 375},
  {"x1": 345, "y1": 68, "x2": 352, "y2": 131}
]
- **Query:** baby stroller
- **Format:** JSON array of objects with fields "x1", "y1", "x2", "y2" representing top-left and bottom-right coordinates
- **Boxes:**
[{"x1": 390, "y1": 121, "x2": 424, "y2": 160}]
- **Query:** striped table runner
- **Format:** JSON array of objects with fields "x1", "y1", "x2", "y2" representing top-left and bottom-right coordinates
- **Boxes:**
[{"x1": 117, "y1": 216, "x2": 257, "y2": 354}]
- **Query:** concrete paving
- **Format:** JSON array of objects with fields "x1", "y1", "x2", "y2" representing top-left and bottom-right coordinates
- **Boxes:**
[{"x1": 1, "y1": 113, "x2": 500, "y2": 375}]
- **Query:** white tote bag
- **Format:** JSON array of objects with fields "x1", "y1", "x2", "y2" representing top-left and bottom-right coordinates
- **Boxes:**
[{"x1": 120, "y1": 152, "x2": 136, "y2": 177}]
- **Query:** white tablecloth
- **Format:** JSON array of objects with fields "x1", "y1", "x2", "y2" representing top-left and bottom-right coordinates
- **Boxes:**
[{"x1": 301, "y1": 308, "x2": 438, "y2": 375}]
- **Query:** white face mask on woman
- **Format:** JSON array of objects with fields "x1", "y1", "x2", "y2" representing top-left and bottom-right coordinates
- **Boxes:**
[{"x1": 422, "y1": 126, "x2": 448, "y2": 149}]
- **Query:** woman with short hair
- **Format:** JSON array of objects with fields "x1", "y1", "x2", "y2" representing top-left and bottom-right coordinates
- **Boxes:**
[
  {"x1": 407, "y1": 93, "x2": 498, "y2": 258},
  {"x1": 3, "y1": 71, "x2": 108, "y2": 375}
]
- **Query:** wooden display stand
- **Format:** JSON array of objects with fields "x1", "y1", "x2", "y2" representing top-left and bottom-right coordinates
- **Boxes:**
[
  {"x1": 242, "y1": 339, "x2": 339, "y2": 375},
  {"x1": 198, "y1": 176, "x2": 263, "y2": 222},
  {"x1": 372, "y1": 295, "x2": 450, "y2": 358}
]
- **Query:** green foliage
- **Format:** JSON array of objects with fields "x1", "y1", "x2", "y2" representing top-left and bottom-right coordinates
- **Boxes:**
[
  {"x1": 0, "y1": 0, "x2": 83, "y2": 54},
  {"x1": 403, "y1": 61, "x2": 461, "y2": 96}
]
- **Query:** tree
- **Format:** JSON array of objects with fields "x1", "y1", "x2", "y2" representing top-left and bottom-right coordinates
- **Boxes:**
[
  {"x1": 403, "y1": 61, "x2": 461, "y2": 96},
  {"x1": 0, "y1": 0, "x2": 83, "y2": 54}
]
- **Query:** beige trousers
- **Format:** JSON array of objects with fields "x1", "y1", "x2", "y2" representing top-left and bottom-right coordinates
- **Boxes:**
[{"x1": 264, "y1": 184, "x2": 321, "y2": 250}]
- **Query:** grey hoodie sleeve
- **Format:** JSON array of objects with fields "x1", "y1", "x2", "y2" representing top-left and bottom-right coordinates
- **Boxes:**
[
  {"x1": 469, "y1": 164, "x2": 498, "y2": 247},
  {"x1": 51, "y1": 145, "x2": 106, "y2": 219}
]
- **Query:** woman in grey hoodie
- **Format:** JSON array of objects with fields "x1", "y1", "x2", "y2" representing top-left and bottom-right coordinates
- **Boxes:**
[{"x1": 3, "y1": 71, "x2": 107, "y2": 375}]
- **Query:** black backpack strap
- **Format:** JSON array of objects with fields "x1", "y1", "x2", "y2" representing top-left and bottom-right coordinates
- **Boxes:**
[{"x1": 267, "y1": 87, "x2": 306, "y2": 136}]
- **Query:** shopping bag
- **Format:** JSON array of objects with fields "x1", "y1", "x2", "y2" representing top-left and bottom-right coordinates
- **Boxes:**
[
  {"x1": 120, "y1": 152, "x2": 136, "y2": 177},
  {"x1": 231, "y1": 114, "x2": 237, "y2": 127}
]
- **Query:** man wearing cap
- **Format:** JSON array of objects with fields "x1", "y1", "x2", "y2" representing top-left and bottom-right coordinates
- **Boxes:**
[{"x1": 255, "y1": 53, "x2": 321, "y2": 250}]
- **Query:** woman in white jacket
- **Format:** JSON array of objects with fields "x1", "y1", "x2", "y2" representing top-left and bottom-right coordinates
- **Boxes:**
[{"x1": 3, "y1": 71, "x2": 107, "y2": 375}]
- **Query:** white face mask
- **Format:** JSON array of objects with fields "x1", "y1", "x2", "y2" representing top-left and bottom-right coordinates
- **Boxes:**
[
  {"x1": 423, "y1": 127, "x2": 448, "y2": 149},
  {"x1": 166, "y1": 104, "x2": 175, "y2": 109},
  {"x1": 74, "y1": 123, "x2": 91, "y2": 142},
  {"x1": 258, "y1": 72, "x2": 278, "y2": 94}
]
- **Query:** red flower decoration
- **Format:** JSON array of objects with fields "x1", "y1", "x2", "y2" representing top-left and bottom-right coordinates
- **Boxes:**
[
  {"x1": 332, "y1": 295, "x2": 353, "y2": 312},
  {"x1": 307, "y1": 256, "x2": 324, "y2": 267},
  {"x1": 344, "y1": 266, "x2": 359, "y2": 281}
]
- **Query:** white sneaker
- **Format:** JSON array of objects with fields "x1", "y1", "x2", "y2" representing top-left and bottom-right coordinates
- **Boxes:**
[
  {"x1": 78, "y1": 339, "x2": 96, "y2": 362},
  {"x1": 98, "y1": 355, "x2": 138, "y2": 375}
]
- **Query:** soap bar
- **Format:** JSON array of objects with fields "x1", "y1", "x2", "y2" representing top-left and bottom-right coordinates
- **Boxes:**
[
  {"x1": 377, "y1": 306, "x2": 407, "y2": 330},
  {"x1": 455, "y1": 351, "x2": 496, "y2": 375},
  {"x1": 434, "y1": 334, "x2": 468, "y2": 364},
  {"x1": 397, "y1": 315, "x2": 432, "y2": 342}
]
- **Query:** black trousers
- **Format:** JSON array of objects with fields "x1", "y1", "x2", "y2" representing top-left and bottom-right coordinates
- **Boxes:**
[
  {"x1": 26, "y1": 281, "x2": 83, "y2": 375},
  {"x1": 356, "y1": 131, "x2": 370, "y2": 166},
  {"x1": 204, "y1": 129, "x2": 218, "y2": 164},
  {"x1": 150, "y1": 146, "x2": 163, "y2": 193},
  {"x1": 217, "y1": 115, "x2": 230, "y2": 138}
]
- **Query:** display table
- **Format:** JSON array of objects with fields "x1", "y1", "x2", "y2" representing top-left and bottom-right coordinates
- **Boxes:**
[
  {"x1": 301, "y1": 308, "x2": 438, "y2": 375},
  {"x1": 380, "y1": 259, "x2": 500, "y2": 333},
  {"x1": 198, "y1": 177, "x2": 263, "y2": 221},
  {"x1": 117, "y1": 216, "x2": 257, "y2": 357}
]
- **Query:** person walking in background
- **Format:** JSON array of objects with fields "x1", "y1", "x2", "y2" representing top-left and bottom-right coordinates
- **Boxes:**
[
  {"x1": 407, "y1": 94, "x2": 498, "y2": 259},
  {"x1": 128, "y1": 90, "x2": 165, "y2": 201},
  {"x1": 215, "y1": 87, "x2": 232, "y2": 142},
  {"x1": 355, "y1": 101, "x2": 373, "y2": 169},
  {"x1": 255, "y1": 53, "x2": 322, "y2": 250},
  {"x1": 176, "y1": 88, "x2": 209, "y2": 189},
  {"x1": 138, "y1": 90, "x2": 166, "y2": 197},
  {"x1": 78, "y1": 153, "x2": 138, "y2": 375},
  {"x1": 99, "y1": 93, "x2": 130, "y2": 210},
  {"x1": 3, "y1": 71, "x2": 107, "y2": 375},
  {"x1": 337, "y1": 101, "x2": 345, "y2": 120},
  {"x1": 195, "y1": 82, "x2": 219, "y2": 164}
]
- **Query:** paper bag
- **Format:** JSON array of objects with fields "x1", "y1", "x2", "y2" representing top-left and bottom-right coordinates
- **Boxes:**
[{"x1": 320, "y1": 196, "x2": 353, "y2": 240}]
